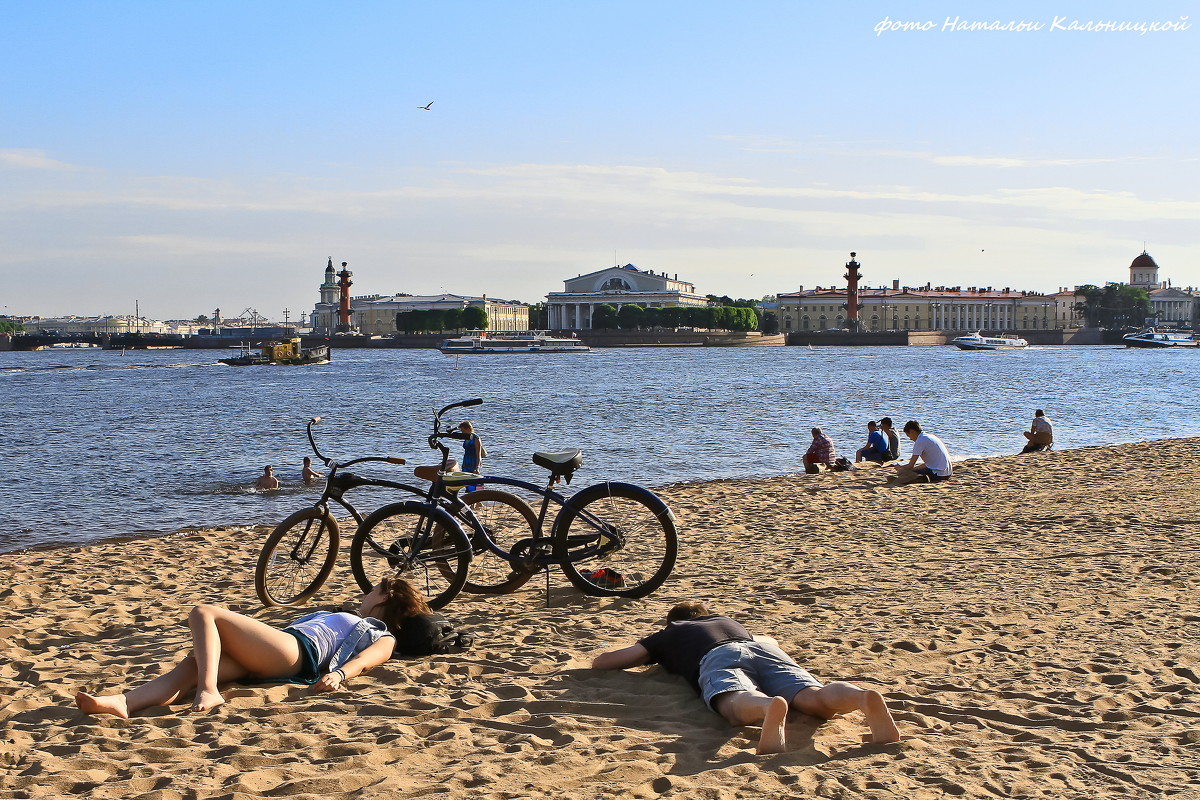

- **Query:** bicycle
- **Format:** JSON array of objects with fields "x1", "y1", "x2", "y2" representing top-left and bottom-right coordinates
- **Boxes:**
[
  {"x1": 254, "y1": 411, "x2": 534, "y2": 608},
  {"x1": 347, "y1": 398, "x2": 679, "y2": 604}
]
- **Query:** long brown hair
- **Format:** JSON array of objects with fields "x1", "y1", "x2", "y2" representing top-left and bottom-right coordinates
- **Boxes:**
[{"x1": 372, "y1": 575, "x2": 431, "y2": 633}]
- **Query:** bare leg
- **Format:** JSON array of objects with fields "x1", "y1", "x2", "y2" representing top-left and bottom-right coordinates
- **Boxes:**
[
  {"x1": 187, "y1": 604, "x2": 304, "y2": 712},
  {"x1": 792, "y1": 682, "x2": 900, "y2": 743},
  {"x1": 75, "y1": 653, "x2": 246, "y2": 718},
  {"x1": 713, "y1": 690, "x2": 792, "y2": 755}
]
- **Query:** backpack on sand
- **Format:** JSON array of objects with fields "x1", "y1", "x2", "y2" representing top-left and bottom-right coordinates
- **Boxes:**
[{"x1": 393, "y1": 613, "x2": 474, "y2": 657}]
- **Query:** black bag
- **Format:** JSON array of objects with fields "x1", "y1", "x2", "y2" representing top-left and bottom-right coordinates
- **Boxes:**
[
  {"x1": 393, "y1": 613, "x2": 474, "y2": 656},
  {"x1": 831, "y1": 456, "x2": 853, "y2": 472}
]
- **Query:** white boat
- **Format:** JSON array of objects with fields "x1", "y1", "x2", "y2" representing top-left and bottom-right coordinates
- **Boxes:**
[
  {"x1": 439, "y1": 330, "x2": 591, "y2": 354},
  {"x1": 1122, "y1": 328, "x2": 1199, "y2": 348},
  {"x1": 950, "y1": 332, "x2": 1029, "y2": 350}
]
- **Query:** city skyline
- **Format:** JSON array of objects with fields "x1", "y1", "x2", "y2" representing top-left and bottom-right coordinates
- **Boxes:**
[{"x1": 3, "y1": 1, "x2": 1197, "y2": 319}]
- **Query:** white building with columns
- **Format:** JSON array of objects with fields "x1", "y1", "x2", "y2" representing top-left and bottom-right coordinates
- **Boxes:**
[{"x1": 546, "y1": 264, "x2": 709, "y2": 330}]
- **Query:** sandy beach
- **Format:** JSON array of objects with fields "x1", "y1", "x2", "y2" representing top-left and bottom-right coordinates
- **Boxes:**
[{"x1": 3, "y1": 439, "x2": 1199, "y2": 799}]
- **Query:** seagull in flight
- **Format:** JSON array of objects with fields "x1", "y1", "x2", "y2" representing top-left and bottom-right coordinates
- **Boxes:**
[{"x1": 419, "y1": 101, "x2": 434, "y2": 110}]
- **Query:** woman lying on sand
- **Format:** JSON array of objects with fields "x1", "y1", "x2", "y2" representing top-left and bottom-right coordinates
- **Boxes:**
[{"x1": 75, "y1": 576, "x2": 428, "y2": 718}]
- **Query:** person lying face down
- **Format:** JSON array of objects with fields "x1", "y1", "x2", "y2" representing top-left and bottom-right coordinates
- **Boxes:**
[
  {"x1": 591, "y1": 601, "x2": 900, "y2": 755},
  {"x1": 74, "y1": 576, "x2": 429, "y2": 718}
]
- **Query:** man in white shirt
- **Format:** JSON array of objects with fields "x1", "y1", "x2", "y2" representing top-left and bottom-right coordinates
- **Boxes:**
[
  {"x1": 1021, "y1": 409, "x2": 1054, "y2": 453},
  {"x1": 892, "y1": 420, "x2": 952, "y2": 484}
]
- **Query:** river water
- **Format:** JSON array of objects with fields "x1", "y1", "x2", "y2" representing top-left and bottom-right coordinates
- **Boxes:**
[{"x1": 1, "y1": 344, "x2": 1194, "y2": 552}]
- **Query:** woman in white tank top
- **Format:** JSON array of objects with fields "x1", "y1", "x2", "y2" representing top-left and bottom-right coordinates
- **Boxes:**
[{"x1": 75, "y1": 576, "x2": 429, "y2": 718}]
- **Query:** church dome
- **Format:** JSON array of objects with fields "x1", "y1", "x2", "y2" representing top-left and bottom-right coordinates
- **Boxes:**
[{"x1": 1130, "y1": 251, "x2": 1157, "y2": 270}]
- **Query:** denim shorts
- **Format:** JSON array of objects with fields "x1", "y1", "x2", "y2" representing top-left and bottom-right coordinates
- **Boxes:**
[
  {"x1": 698, "y1": 640, "x2": 822, "y2": 709},
  {"x1": 240, "y1": 630, "x2": 321, "y2": 686},
  {"x1": 914, "y1": 466, "x2": 951, "y2": 482}
]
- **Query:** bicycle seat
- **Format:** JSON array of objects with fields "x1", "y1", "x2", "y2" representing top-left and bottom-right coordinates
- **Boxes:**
[
  {"x1": 532, "y1": 449, "x2": 583, "y2": 476},
  {"x1": 441, "y1": 471, "x2": 483, "y2": 490}
]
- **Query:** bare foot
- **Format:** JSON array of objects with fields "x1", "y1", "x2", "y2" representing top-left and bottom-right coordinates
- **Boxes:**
[
  {"x1": 756, "y1": 696, "x2": 790, "y2": 755},
  {"x1": 860, "y1": 690, "x2": 900, "y2": 743},
  {"x1": 189, "y1": 689, "x2": 226, "y2": 713},
  {"x1": 75, "y1": 691, "x2": 130, "y2": 719}
]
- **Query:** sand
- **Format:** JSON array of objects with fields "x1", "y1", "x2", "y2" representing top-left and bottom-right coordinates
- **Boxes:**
[{"x1": 3, "y1": 439, "x2": 1199, "y2": 799}]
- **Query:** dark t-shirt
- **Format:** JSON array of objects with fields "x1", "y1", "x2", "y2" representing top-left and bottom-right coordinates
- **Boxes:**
[{"x1": 638, "y1": 615, "x2": 753, "y2": 692}]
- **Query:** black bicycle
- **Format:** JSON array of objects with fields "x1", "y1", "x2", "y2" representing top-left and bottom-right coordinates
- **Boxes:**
[
  {"x1": 347, "y1": 398, "x2": 679, "y2": 603},
  {"x1": 254, "y1": 412, "x2": 534, "y2": 608}
]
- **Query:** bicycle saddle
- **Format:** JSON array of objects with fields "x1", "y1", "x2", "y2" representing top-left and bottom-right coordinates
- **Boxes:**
[{"x1": 532, "y1": 449, "x2": 583, "y2": 476}]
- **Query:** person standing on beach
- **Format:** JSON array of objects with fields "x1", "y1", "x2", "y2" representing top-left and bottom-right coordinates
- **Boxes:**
[
  {"x1": 591, "y1": 601, "x2": 900, "y2": 754},
  {"x1": 892, "y1": 420, "x2": 952, "y2": 483},
  {"x1": 1021, "y1": 410, "x2": 1054, "y2": 453},
  {"x1": 301, "y1": 456, "x2": 324, "y2": 485},
  {"x1": 879, "y1": 417, "x2": 900, "y2": 462},
  {"x1": 74, "y1": 577, "x2": 427, "y2": 718},
  {"x1": 255, "y1": 465, "x2": 280, "y2": 491},
  {"x1": 855, "y1": 420, "x2": 890, "y2": 463},
  {"x1": 802, "y1": 427, "x2": 837, "y2": 473}
]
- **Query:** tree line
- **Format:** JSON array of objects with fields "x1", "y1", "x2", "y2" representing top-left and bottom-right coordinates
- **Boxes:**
[
  {"x1": 395, "y1": 307, "x2": 488, "y2": 333},
  {"x1": 590, "y1": 303, "x2": 759, "y2": 331},
  {"x1": 1074, "y1": 284, "x2": 1152, "y2": 329}
]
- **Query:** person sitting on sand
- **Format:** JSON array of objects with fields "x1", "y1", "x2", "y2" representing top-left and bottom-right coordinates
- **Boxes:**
[
  {"x1": 75, "y1": 576, "x2": 427, "y2": 718},
  {"x1": 892, "y1": 420, "x2": 952, "y2": 484},
  {"x1": 255, "y1": 465, "x2": 280, "y2": 491},
  {"x1": 879, "y1": 417, "x2": 900, "y2": 461},
  {"x1": 591, "y1": 601, "x2": 900, "y2": 755},
  {"x1": 802, "y1": 427, "x2": 837, "y2": 474},
  {"x1": 1021, "y1": 409, "x2": 1054, "y2": 453},
  {"x1": 301, "y1": 456, "x2": 324, "y2": 485},
  {"x1": 855, "y1": 420, "x2": 890, "y2": 464}
]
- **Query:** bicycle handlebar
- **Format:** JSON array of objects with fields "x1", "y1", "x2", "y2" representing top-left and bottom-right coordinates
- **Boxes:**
[
  {"x1": 436, "y1": 398, "x2": 482, "y2": 417},
  {"x1": 306, "y1": 416, "x2": 407, "y2": 468}
]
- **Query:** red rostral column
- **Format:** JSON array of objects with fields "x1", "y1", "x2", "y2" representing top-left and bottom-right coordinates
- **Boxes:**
[
  {"x1": 843, "y1": 251, "x2": 863, "y2": 331},
  {"x1": 336, "y1": 261, "x2": 354, "y2": 333}
]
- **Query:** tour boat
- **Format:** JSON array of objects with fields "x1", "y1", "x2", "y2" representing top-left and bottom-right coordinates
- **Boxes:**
[
  {"x1": 1122, "y1": 328, "x2": 1199, "y2": 348},
  {"x1": 950, "y1": 332, "x2": 1029, "y2": 351},
  {"x1": 220, "y1": 338, "x2": 331, "y2": 366},
  {"x1": 439, "y1": 330, "x2": 590, "y2": 354}
]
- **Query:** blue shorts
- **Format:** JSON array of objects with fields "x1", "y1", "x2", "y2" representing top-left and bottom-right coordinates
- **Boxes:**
[
  {"x1": 914, "y1": 467, "x2": 951, "y2": 482},
  {"x1": 698, "y1": 640, "x2": 822, "y2": 710}
]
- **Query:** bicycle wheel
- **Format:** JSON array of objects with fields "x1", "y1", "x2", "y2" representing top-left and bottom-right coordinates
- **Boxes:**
[
  {"x1": 553, "y1": 482, "x2": 678, "y2": 598},
  {"x1": 458, "y1": 489, "x2": 541, "y2": 594},
  {"x1": 255, "y1": 508, "x2": 340, "y2": 607},
  {"x1": 349, "y1": 502, "x2": 472, "y2": 610}
]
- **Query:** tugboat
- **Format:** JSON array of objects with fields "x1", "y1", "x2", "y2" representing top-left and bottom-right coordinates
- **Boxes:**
[{"x1": 220, "y1": 338, "x2": 331, "y2": 366}]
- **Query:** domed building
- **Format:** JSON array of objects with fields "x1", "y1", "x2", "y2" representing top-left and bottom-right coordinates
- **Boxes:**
[{"x1": 1128, "y1": 251, "x2": 1196, "y2": 327}]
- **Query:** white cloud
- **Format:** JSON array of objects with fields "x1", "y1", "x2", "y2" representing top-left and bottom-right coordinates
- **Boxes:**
[{"x1": 0, "y1": 149, "x2": 75, "y2": 170}]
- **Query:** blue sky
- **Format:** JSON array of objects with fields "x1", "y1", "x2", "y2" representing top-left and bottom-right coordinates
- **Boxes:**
[{"x1": 3, "y1": 1, "x2": 1197, "y2": 320}]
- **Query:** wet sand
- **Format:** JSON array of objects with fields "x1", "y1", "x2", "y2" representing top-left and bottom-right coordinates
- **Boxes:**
[{"x1": 2, "y1": 439, "x2": 1198, "y2": 799}]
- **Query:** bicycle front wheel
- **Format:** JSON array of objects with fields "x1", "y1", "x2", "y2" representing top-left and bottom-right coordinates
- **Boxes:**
[
  {"x1": 458, "y1": 489, "x2": 541, "y2": 595},
  {"x1": 349, "y1": 502, "x2": 472, "y2": 610},
  {"x1": 255, "y1": 508, "x2": 340, "y2": 607},
  {"x1": 553, "y1": 482, "x2": 678, "y2": 598}
]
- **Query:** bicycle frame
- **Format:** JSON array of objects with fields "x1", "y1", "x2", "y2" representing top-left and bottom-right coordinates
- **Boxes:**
[{"x1": 461, "y1": 474, "x2": 626, "y2": 567}]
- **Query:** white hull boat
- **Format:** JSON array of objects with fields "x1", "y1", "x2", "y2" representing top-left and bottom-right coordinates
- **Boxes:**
[
  {"x1": 950, "y1": 332, "x2": 1029, "y2": 350},
  {"x1": 440, "y1": 330, "x2": 591, "y2": 354},
  {"x1": 1122, "y1": 328, "x2": 1198, "y2": 348}
]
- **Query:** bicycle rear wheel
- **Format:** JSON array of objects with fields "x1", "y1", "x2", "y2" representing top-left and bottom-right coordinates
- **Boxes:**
[
  {"x1": 458, "y1": 489, "x2": 541, "y2": 594},
  {"x1": 255, "y1": 508, "x2": 340, "y2": 607},
  {"x1": 349, "y1": 502, "x2": 472, "y2": 610},
  {"x1": 553, "y1": 482, "x2": 678, "y2": 599}
]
